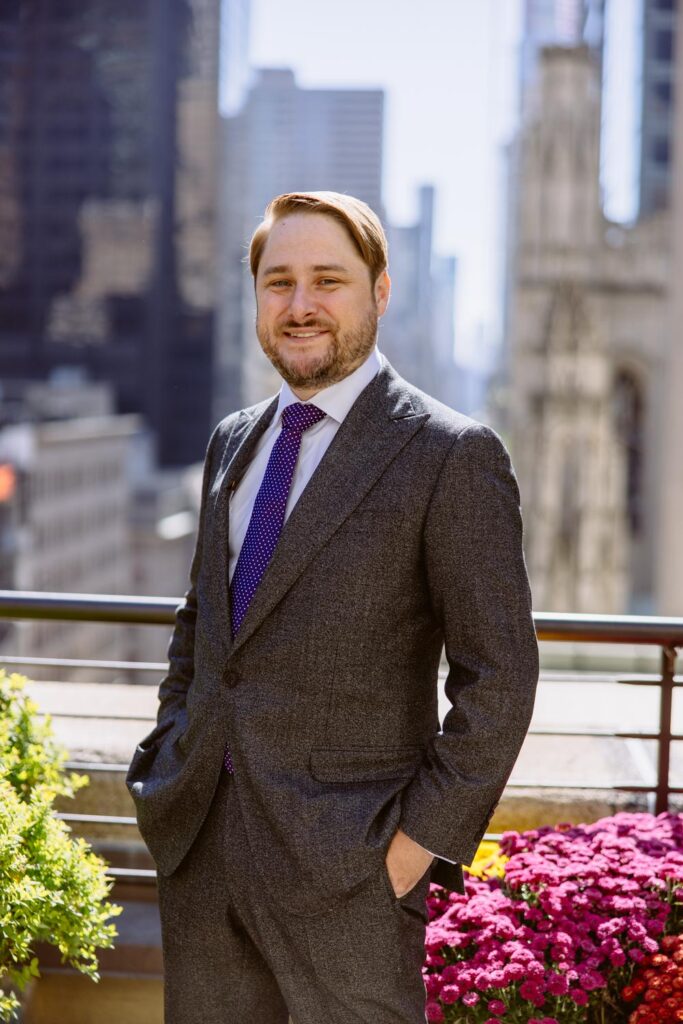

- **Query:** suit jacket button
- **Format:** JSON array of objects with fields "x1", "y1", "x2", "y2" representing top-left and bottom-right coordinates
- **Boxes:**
[{"x1": 223, "y1": 668, "x2": 240, "y2": 689}]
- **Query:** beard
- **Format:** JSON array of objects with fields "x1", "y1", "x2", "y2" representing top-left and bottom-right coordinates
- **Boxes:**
[{"x1": 256, "y1": 308, "x2": 378, "y2": 391}]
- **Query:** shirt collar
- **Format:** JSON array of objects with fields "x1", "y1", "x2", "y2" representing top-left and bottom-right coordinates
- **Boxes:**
[{"x1": 275, "y1": 345, "x2": 382, "y2": 426}]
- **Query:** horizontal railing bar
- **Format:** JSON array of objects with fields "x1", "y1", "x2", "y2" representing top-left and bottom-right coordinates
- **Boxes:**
[
  {"x1": 0, "y1": 655, "x2": 166, "y2": 671},
  {"x1": 528, "y1": 727, "x2": 665, "y2": 739},
  {"x1": 0, "y1": 591, "x2": 179, "y2": 625},
  {"x1": 507, "y1": 780, "x2": 657, "y2": 791},
  {"x1": 12, "y1": 665, "x2": 667, "y2": 683},
  {"x1": 32, "y1": 671, "x2": 674, "y2": 688},
  {"x1": 58, "y1": 812, "x2": 138, "y2": 826},
  {"x1": 66, "y1": 761, "x2": 130, "y2": 772},
  {"x1": 540, "y1": 670, "x2": 672, "y2": 681},
  {"x1": 19, "y1": 679, "x2": 157, "y2": 689},
  {"x1": 52, "y1": 720, "x2": 671, "y2": 737},
  {"x1": 1, "y1": 592, "x2": 682, "y2": 646},
  {"x1": 105, "y1": 867, "x2": 157, "y2": 880},
  {"x1": 535, "y1": 612, "x2": 683, "y2": 647},
  {"x1": 536, "y1": 675, "x2": 683, "y2": 687},
  {"x1": 39, "y1": 712, "x2": 153, "y2": 722},
  {"x1": 618, "y1": 677, "x2": 683, "y2": 687}
]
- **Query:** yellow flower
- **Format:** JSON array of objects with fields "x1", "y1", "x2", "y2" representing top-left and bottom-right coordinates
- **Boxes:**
[{"x1": 465, "y1": 840, "x2": 508, "y2": 879}]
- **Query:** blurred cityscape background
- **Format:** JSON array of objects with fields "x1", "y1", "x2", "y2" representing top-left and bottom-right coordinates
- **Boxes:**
[{"x1": 0, "y1": 0, "x2": 681, "y2": 673}]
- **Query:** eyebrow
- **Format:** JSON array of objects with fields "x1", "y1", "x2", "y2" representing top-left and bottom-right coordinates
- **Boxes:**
[{"x1": 261, "y1": 263, "x2": 350, "y2": 277}]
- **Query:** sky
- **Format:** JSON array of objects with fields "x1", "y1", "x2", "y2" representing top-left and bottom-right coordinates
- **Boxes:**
[{"x1": 240, "y1": 0, "x2": 640, "y2": 368}]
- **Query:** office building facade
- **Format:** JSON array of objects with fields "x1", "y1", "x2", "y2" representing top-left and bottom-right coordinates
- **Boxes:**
[{"x1": 0, "y1": 0, "x2": 223, "y2": 467}]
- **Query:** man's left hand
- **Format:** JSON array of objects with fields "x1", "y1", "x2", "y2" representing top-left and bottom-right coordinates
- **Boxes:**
[{"x1": 385, "y1": 827, "x2": 435, "y2": 898}]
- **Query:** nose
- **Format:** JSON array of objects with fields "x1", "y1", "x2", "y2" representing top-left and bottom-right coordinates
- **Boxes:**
[{"x1": 288, "y1": 283, "x2": 317, "y2": 322}]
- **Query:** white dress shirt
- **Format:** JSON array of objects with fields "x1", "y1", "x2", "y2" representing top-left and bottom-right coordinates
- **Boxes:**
[{"x1": 228, "y1": 345, "x2": 382, "y2": 581}]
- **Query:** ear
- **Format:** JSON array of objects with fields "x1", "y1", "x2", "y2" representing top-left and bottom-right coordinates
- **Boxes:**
[{"x1": 374, "y1": 269, "x2": 391, "y2": 317}]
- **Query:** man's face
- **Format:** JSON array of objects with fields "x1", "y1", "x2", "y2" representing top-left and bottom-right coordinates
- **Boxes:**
[{"x1": 255, "y1": 212, "x2": 390, "y2": 397}]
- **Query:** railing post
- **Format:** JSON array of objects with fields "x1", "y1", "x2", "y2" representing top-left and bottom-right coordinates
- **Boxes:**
[{"x1": 656, "y1": 646, "x2": 677, "y2": 815}]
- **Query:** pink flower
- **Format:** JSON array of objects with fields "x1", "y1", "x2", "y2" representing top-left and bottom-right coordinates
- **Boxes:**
[
  {"x1": 439, "y1": 985, "x2": 460, "y2": 1005},
  {"x1": 519, "y1": 980, "x2": 544, "y2": 1003},
  {"x1": 578, "y1": 968, "x2": 605, "y2": 991},
  {"x1": 425, "y1": 1001, "x2": 444, "y2": 1023},
  {"x1": 425, "y1": 812, "x2": 683, "y2": 1021},
  {"x1": 423, "y1": 974, "x2": 442, "y2": 998},
  {"x1": 546, "y1": 972, "x2": 568, "y2": 996},
  {"x1": 487, "y1": 998, "x2": 507, "y2": 1016}
]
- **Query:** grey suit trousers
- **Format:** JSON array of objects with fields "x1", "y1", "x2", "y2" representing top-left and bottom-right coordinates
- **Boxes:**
[{"x1": 158, "y1": 770, "x2": 431, "y2": 1024}]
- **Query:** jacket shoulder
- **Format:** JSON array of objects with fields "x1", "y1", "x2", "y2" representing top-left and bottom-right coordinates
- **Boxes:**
[{"x1": 389, "y1": 369, "x2": 503, "y2": 450}]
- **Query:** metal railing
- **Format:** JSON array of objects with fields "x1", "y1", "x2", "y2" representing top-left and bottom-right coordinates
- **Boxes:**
[{"x1": 0, "y1": 590, "x2": 682, "y2": 887}]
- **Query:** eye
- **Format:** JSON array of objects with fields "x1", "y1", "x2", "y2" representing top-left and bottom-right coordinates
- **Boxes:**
[
  {"x1": 268, "y1": 279, "x2": 291, "y2": 288},
  {"x1": 318, "y1": 278, "x2": 340, "y2": 286}
]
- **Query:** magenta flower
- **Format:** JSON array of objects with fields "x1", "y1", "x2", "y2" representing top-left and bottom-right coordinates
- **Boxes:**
[
  {"x1": 425, "y1": 1001, "x2": 444, "y2": 1022},
  {"x1": 486, "y1": 998, "x2": 506, "y2": 1016},
  {"x1": 423, "y1": 811, "x2": 683, "y2": 1022}
]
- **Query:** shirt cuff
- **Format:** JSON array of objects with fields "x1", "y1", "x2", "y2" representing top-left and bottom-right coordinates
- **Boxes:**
[{"x1": 425, "y1": 848, "x2": 456, "y2": 864}]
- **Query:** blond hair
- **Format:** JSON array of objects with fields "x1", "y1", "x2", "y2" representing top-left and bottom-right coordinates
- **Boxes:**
[{"x1": 249, "y1": 191, "x2": 388, "y2": 283}]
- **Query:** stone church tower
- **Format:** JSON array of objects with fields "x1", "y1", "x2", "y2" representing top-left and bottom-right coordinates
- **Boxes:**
[{"x1": 505, "y1": 46, "x2": 670, "y2": 613}]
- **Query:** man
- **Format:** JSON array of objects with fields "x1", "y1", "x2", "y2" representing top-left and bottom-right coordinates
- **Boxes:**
[{"x1": 127, "y1": 191, "x2": 539, "y2": 1024}]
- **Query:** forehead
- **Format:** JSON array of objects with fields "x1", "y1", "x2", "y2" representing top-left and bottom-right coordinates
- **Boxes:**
[{"x1": 258, "y1": 212, "x2": 364, "y2": 273}]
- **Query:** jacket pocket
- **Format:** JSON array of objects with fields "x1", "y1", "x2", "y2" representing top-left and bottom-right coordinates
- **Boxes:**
[
  {"x1": 309, "y1": 745, "x2": 423, "y2": 783},
  {"x1": 136, "y1": 716, "x2": 176, "y2": 753}
]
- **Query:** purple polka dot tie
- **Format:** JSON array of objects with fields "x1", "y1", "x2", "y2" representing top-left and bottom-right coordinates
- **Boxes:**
[{"x1": 223, "y1": 401, "x2": 326, "y2": 773}]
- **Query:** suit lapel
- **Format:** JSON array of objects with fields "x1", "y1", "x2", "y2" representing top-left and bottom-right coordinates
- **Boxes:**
[{"x1": 230, "y1": 362, "x2": 429, "y2": 656}]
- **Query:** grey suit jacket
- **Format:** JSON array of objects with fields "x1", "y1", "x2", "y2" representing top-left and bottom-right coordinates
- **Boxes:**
[{"x1": 126, "y1": 358, "x2": 539, "y2": 916}]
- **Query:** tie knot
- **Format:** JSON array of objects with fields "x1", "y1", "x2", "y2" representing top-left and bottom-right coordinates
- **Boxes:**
[{"x1": 281, "y1": 402, "x2": 326, "y2": 434}]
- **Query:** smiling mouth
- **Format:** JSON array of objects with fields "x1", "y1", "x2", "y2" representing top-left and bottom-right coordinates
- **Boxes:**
[{"x1": 282, "y1": 329, "x2": 329, "y2": 340}]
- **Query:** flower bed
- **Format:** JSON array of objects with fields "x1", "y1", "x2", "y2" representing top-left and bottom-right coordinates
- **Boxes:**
[{"x1": 423, "y1": 813, "x2": 683, "y2": 1023}]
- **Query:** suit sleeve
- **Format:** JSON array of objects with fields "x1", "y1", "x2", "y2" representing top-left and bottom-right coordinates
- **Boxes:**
[
  {"x1": 398, "y1": 422, "x2": 539, "y2": 867},
  {"x1": 155, "y1": 423, "x2": 222, "y2": 727}
]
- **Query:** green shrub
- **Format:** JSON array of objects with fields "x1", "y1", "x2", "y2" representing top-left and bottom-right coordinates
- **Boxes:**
[{"x1": 0, "y1": 670, "x2": 120, "y2": 1022}]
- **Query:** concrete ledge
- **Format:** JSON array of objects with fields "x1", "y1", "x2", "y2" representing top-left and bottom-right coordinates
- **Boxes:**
[{"x1": 22, "y1": 975, "x2": 163, "y2": 1024}]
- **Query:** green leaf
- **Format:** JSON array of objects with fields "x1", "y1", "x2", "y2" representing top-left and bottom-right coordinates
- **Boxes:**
[{"x1": 0, "y1": 670, "x2": 120, "y2": 1023}]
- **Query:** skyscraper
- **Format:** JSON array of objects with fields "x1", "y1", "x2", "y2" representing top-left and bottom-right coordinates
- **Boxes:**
[{"x1": 0, "y1": 0, "x2": 223, "y2": 467}]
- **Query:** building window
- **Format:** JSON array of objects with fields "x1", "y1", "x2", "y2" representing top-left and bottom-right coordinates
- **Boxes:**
[
  {"x1": 613, "y1": 370, "x2": 645, "y2": 536},
  {"x1": 653, "y1": 29, "x2": 674, "y2": 62},
  {"x1": 652, "y1": 135, "x2": 671, "y2": 165},
  {"x1": 106, "y1": 294, "x2": 145, "y2": 337},
  {"x1": 653, "y1": 79, "x2": 673, "y2": 107}
]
